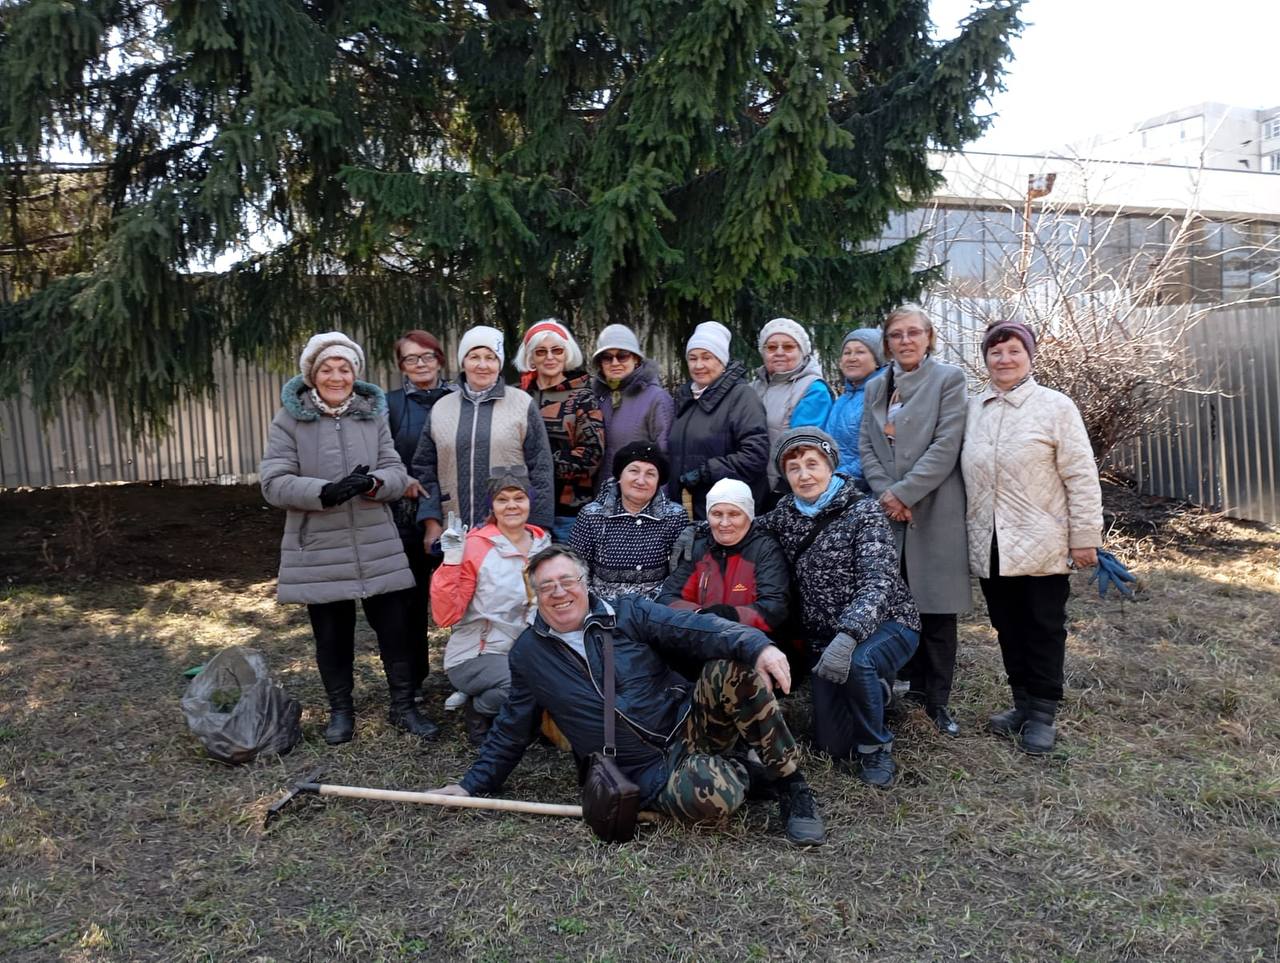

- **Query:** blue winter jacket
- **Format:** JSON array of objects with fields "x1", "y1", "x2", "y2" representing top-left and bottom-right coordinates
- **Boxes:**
[
  {"x1": 825, "y1": 367, "x2": 885, "y2": 485},
  {"x1": 459, "y1": 595, "x2": 773, "y2": 805}
]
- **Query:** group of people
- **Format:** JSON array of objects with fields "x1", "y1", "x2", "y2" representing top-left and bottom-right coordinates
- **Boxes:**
[{"x1": 260, "y1": 304, "x2": 1104, "y2": 846}]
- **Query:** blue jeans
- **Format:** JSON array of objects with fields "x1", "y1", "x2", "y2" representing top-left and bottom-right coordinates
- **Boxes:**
[
  {"x1": 550, "y1": 515, "x2": 578, "y2": 544},
  {"x1": 809, "y1": 620, "x2": 919, "y2": 759}
]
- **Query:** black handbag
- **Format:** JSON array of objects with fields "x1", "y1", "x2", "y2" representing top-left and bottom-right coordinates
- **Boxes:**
[{"x1": 580, "y1": 629, "x2": 641, "y2": 843}]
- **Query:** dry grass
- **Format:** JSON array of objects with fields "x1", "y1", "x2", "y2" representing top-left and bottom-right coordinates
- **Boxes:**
[{"x1": 1, "y1": 483, "x2": 1278, "y2": 962}]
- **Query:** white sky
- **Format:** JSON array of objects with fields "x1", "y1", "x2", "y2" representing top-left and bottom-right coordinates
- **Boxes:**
[{"x1": 929, "y1": 0, "x2": 1280, "y2": 154}]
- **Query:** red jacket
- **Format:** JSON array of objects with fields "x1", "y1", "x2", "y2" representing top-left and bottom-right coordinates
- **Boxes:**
[{"x1": 655, "y1": 526, "x2": 791, "y2": 635}]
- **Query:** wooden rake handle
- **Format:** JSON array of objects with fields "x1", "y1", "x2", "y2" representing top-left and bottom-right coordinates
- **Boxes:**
[{"x1": 312, "y1": 782, "x2": 660, "y2": 822}]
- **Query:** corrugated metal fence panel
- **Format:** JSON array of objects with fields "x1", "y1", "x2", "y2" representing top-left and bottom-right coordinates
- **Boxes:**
[
  {"x1": 0, "y1": 351, "x2": 405, "y2": 488},
  {"x1": 1115, "y1": 304, "x2": 1280, "y2": 524},
  {"x1": 2, "y1": 312, "x2": 1277, "y2": 524}
]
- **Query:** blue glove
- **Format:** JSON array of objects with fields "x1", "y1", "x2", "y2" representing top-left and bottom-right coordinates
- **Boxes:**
[{"x1": 1089, "y1": 549, "x2": 1136, "y2": 599}]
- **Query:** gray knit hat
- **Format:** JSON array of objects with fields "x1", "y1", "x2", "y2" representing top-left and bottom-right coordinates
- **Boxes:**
[
  {"x1": 772, "y1": 426, "x2": 840, "y2": 475},
  {"x1": 592, "y1": 323, "x2": 645, "y2": 362},
  {"x1": 487, "y1": 464, "x2": 531, "y2": 500},
  {"x1": 842, "y1": 327, "x2": 885, "y2": 367}
]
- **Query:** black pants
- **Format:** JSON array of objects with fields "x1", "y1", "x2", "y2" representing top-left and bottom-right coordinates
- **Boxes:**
[
  {"x1": 979, "y1": 538, "x2": 1069, "y2": 703},
  {"x1": 900, "y1": 559, "x2": 958, "y2": 708},
  {"x1": 401, "y1": 533, "x2": 440, "y2": 688},
  {"x1": 308, "y1": 589, "x2": 415, "y2": 709}
]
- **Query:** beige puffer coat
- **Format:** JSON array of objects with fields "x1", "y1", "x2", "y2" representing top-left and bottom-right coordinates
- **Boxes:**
[
  {"x1": 261, "y1": 376, "x2": 416, "y2": 604},
  {"x1": 961, "y1": 378, "x2": 1103, "y2": 578}
]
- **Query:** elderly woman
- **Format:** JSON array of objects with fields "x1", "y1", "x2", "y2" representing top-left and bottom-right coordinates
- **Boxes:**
[
  {"x1": 860, "y1": 304, "x2": 970, "y2": 737},
  {"x1": 753, "y1": 427, "x2": 920, "y2": 788},
  {"x1": 516, "y1": 318, "x2": 606, "y2": 543},
  {"x1": 657, "y1": 478, "x2": 790, "y2": 637},
  {"x1": 411, "y1": 325, "x2": 555, "y2": 542},
  {"x1": 260, "y1": 332, "x2": 440, "y2": 745},
  {"x1": 962, "y1": 322, "x2": 1103, "y2": 755},
  {"x1": 824, "y1": 328, "x2": 886, "y2": 492},
  {"x1": 591, "y1": 323, "x2": 674, "y2": 489},
  {"x1": 569, "y1": 441, "x2": 688, "y2": 601},
  {"x1": 751, "y1": 317, "x2": 834, "y2": 506},
  {"x1": 668, "y1": 321, "x2": 770, "y2": 519},
  {"x1": 430, "y1": 466, "x2": 551, "y2": 746},
  {"x1": 385, "y1": 329, "x2": 454, "y2": 691}
]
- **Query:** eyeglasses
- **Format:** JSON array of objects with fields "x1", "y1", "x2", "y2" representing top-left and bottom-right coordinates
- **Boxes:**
[
  {"x1": 532, "y1": 346, "x2": 566, "y2": 359},
  {"x1": 887, "y1": 328, "x2": 928, "y2": 342},
  {"x1": 598, "y1": 351, "x2": 634, "y2": 364},
  {"x1": 400, "y1": 353, "x2": 438, "y2": 367},
  {"x1": 532, "y1": 573, "x2": 586, "y2": 596}
]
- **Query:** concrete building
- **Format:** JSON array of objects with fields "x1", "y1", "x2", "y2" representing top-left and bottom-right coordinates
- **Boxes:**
[{"x1": 1067, "y1": 102, "x2": 1280, "y2": 173}]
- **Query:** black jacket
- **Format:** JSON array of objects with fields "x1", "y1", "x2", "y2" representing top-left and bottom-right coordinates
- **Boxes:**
[
  {"x1": 667, "y1": 361, "x2": 770, "y2": 519},
  {"x1": 458, "y1": 595, "x2": 772, "y2": 805}
]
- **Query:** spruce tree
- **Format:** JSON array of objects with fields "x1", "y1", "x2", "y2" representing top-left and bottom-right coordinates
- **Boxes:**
[{"x1": 0, "y1": 0, "x2": 1023, "y2": 431}]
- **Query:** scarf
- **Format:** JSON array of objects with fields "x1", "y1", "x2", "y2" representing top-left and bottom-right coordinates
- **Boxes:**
[
  {"x1": 794, "y1": 475, "x2": 845, "y2": 518},
  {"x1": 884, "y1": 356, "x2": 935, "y2": 446},
  {"x1": 605, "y1": 376, "x2": 624, "y2": 410},
  {"x1": 310, "y1": 388, "x2": 354, "y2": 418},
  {"x1": 461, "y1": 380, "x2": 491, "y2": 404}
]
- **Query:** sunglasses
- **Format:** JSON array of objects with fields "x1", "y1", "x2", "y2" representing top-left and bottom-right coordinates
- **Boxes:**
[{"x1": 598, "y1": 351, "x2": 635, "y2": 364}]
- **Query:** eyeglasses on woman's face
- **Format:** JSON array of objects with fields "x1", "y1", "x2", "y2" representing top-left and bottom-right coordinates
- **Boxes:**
[
  {"x1": 532, "y1": 346, "x2": 566, "y2": 359},
  {"x1": 400, "y1": 352, "x2": 438, "y2": 367},
  {"x1": 598, "y1": 351, "x2": 634, "y2": 364},
  {"x1": 886, "y1": 328, "x2": 927, "y2": 342}
]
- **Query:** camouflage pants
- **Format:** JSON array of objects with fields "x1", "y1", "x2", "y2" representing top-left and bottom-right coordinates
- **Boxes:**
[{"x1": 652, "y1": 659, "x2": 800, "y2": 825}]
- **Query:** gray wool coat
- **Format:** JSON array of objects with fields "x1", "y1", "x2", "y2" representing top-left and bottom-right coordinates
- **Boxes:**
[
  {"x1": 859, "y1": 356, "x2": 971, "y2": 615},
  {"x1": 260, "y1": 376, "x2": 416, "y2": 604}
]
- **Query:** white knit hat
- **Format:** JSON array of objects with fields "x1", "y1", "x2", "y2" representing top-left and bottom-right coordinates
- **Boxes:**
[
  {"x1": 299, "y1": 331, "x2": 364, "y2": 387},
  {"x1": 516, "y1": 318, "x2": 584, "y2": 373},
  {"x1": 705, "y1": 478, "x2": 756, "y2": 521},
  {"x1": 457, "y1": 325, "x2": 505, "y2": 368},
  {"x1": 592, "y1": 323, "x2": 644, "y2": 362},
  {"x1": 757, "y1": 317, "x2": 812, "y2": 357},
  {"x1": 686, "y1": 321, "x2": 732, "y2": 365}
]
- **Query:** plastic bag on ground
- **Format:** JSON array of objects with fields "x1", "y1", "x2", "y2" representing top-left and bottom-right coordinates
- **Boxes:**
[{"x1": 180, "y1": 646, "x2": 302, "y2": 764}]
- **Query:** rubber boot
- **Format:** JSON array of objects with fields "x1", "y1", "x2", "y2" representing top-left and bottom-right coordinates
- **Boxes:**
[
  {"x1": 1019, "y1": 697, "x2": 1058, "y2": 755},
  {"x1": 385, "y1": 662, "x2": 441, "y2": 740},
  {"x1": 989, "y1": 687, "x2": 1028, "y2": 737}
]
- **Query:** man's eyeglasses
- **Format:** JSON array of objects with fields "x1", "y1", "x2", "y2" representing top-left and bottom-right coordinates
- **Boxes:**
[
  {"x1": 400, "y1": 353, "x2": 438, "y2": 366},
  {"x1": 598, "y1": 351, "x2": 634, "y2": 364},
  {"x1": 532, "y1": 573, "x2": 586, "y2": 596}
]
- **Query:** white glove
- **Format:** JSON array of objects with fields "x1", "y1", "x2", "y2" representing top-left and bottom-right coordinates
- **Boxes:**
[{"x1": 440, "y1": 510, "x2": 467, "y2": 566}]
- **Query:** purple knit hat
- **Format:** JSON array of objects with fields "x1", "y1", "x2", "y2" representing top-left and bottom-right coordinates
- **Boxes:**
[{"x1": 981, "y1": 321, "x2": 1036, "y2": 360}]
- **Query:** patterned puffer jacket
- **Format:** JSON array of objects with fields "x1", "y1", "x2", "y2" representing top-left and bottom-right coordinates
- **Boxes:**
[
  {"x1": 568, "y1": 479, "x2": 689, "y2": 601},
  {"x1": 754, "y1": 475, "x2": 920, "y2": 650}
]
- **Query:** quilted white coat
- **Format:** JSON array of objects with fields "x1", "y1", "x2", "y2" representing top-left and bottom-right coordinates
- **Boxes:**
[{"x1": 961, "y1": 378, "x2": 1103, "y2": 578}]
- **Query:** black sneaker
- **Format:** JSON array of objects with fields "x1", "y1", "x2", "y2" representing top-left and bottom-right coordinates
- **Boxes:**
[
  {"x1": 857, "y1": 747, "x2": 896, "y2": 788},
  {"x1": 928, "y1": 705, "x2": 960, "y2": 738},
  {"x1": 778, "y1": 779, "x2": 826, "y2": 846}
]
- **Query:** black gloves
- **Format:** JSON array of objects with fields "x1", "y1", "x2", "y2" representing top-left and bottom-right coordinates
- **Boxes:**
[
  {"x1": 679, "y1": 467, "x2": 705, "y2": 491},
  {"x1": 698, "y1": 604, "x2": 739, "y2": 622},
  {"x1": 320, "y1": 464, "x2": 375, "y2": 507}
]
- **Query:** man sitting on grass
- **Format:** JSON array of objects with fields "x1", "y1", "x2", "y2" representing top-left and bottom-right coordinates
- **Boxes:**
[{"x1": 433, "y1": 545, "x2": 826, "y2": 846}]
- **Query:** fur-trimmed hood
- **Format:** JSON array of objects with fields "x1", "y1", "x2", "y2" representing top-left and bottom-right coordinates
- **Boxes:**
[{"x1": 280, "y1": 374, "x2": 387, "y2": 422}]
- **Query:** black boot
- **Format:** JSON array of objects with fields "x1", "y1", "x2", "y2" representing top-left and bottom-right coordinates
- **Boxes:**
[
  {"x1": 324, "y1": 707, "x2": 355, "y2": 745},
  {"x1": 989, "y1": 687, "x2": 1028, "y2": 736},
  {"x1": 315, "y1": 647, "x2": 355, "y2": 746},
  {"x1": 385, "y1": 662, "x2": 441, "y2": 740},
  {"x1": 462, "y1": 700, "x2": 492, "y2": 747},
  {"x1": 1019, "y1": 697, "x2": 1058, "y2": 755}
]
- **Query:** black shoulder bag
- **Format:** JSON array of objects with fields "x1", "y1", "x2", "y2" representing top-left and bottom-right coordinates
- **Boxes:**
[{"x1": 580, "y1": 630, "x2": 641, "y2": 843}]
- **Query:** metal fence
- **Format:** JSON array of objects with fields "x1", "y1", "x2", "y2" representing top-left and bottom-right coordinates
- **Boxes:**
[{"x1": 2, "y1": 307, "x2": 1278, "y2": 525}]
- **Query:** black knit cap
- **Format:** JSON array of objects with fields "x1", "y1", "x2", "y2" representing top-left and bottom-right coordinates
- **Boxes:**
[{"x1": 612, "y1": 441, "x2": 670, "y2": 486}]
